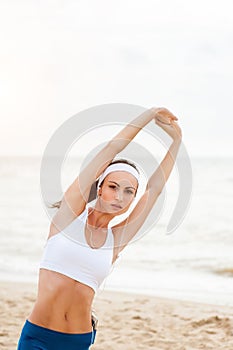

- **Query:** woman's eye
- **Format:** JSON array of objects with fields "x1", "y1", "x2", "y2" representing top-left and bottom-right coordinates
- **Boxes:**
[
  {"x1": 109, "y1": 185, "x2": 116, "y2": 189},
  {"x1": 126, "y1": 190, "x2": 134, "y2": 195}
]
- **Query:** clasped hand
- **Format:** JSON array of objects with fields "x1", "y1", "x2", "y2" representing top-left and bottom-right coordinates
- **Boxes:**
[{"x1": 151, "y1": 107, "x2": 182, "y2": 141}]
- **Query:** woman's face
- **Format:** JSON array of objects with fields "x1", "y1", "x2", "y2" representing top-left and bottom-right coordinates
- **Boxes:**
[{"x1": 98, "y1": 171, "x2": 138, "y2": 214}]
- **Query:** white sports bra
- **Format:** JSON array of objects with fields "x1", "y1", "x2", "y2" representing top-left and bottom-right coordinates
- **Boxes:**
[{"x1": 39, "y1": 206, "x2": 116, "y2": 293}]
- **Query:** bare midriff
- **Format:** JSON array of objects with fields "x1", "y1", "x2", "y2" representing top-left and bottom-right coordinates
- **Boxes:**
[{"x1": 28, "y1": 268, "x2": 95, "y2": 333}]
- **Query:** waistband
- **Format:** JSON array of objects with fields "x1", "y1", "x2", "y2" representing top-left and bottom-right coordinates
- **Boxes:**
[
  {"x1": 25, "y1": 319, "x2": 94, "y2": 337},
  {"x1": 20, "y1": 320, "x2": 96, "y2": 349}
]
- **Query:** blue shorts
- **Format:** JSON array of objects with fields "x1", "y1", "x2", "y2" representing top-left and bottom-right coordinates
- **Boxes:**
[{"x1": 17, "y1": 319, "x2": 97, "y2": 350}]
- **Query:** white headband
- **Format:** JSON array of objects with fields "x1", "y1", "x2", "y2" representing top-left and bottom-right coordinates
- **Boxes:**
[{"x1": 97, "y1": 163, "x2": 140, "y2": 189}]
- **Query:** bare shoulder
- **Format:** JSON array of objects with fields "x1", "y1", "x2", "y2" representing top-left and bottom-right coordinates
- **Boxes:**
[{"x1": 48, "y1": 201, "x2": 86, "y2": 238}]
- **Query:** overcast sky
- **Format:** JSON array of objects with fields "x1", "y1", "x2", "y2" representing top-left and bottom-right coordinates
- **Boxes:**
[{"x1": 1, "y1": 0, "x2": 233, "y2": 157}]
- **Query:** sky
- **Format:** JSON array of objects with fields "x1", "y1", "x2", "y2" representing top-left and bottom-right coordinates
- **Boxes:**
[{"x1": 1, "y1": 0, "x2": 233, "y2": 157}]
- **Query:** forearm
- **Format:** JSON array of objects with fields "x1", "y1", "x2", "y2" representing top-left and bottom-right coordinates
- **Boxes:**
[
  {"x1": 147, "y1": 139, "x2": 181, "y2": 193},
  {"x1": 108, "y1": 108, "x2": 154, "y2": 153},
  {"x1": 77, "y1": 108, "x2": 155, "y2": 185}
]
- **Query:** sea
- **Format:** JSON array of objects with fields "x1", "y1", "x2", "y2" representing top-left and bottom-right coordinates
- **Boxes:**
[{"x1": 0, "y1": 155, "x2": 233, "y2": 306}]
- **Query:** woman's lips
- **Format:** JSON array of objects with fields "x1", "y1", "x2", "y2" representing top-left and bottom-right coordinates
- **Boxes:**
[{"x1": 111, "y1": 204, "x2": 122, "y2": 210}]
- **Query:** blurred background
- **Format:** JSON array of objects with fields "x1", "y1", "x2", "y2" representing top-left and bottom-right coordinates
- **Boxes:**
[{"x1": 0, "y1": 0, "x2": 233, "y2": 306}]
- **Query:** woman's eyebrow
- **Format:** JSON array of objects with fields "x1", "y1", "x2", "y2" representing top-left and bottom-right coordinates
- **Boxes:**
[{"x1": 108, "y1": 181, "x2": 136, "y2": 190}]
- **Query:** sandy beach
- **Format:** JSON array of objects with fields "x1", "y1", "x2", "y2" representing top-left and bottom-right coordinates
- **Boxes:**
[{"x1": 1, "y1": 281, "x2": 233, "y2": 350}]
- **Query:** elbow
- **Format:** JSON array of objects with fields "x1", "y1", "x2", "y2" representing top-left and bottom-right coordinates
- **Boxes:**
[
  {"x1": 146, "y1": 183, "x2": 163, "y2": 196},
  {"x1": 146, "y1": 184, "x2": 162, "y2": 197},
  {"x1": 154, "y1": 188, "x2": 162, "y2": 197},
  {"x1": 107, "y1": 139, "x2": 124, "y2": 154}
]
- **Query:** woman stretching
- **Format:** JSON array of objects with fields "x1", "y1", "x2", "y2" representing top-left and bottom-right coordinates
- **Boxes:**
[{"x1": 17, "y1": 107, "x2": 182, "y2": 350}]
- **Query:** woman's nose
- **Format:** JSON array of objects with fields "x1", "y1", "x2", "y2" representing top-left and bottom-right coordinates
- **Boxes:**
[{"x1": 115, "y1": 190, "x2": 123, "y2": 201}]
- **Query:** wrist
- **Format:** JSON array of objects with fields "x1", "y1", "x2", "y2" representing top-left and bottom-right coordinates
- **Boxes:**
[
  {"x1": 172, "y1": 137, "x2": 182, "y2": 145},
  {"x1": 134, "y1": 108, "x2": 156, "y2": 127},
  {"x1": 150, "y1": 107, "x2": 160, "y2": 119}
]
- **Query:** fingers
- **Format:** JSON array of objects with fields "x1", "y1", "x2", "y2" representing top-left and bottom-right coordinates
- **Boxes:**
[
  {"x1": 156, "y1": 115, "x2": 174, "y2": 125},
  {"x1": 155, "y1": 118, "x2": 172, "y2": 126},
  {"x1": 155, "y1": 117, "x2": 182, "y2": 139},
  {"x1": 156, "y1": 118, "x2": 171, "y2": 125},
  {"x1": 155, "y1": 107, "x2": 178, "y2": 122},
  {"x1": 156, "y1": 117, "x2": 178, "y2": 128},
  {"x1": 157, "y1": 113, "x2": 178, "y2": 122}
]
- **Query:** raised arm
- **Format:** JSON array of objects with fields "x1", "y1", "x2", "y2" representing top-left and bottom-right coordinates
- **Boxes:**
[
  {"x1": 112, "y1": 109, "x2": 182, "y2": 250},
  {"x1": 147, "y1": 120, "x2": 182, "y2": 193},
  {"x1": 58, "y1": 108, "x2": 159, "y2": 217}
]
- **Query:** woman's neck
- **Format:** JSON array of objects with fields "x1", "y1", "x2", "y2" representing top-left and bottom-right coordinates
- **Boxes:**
[{"x1": 87, "y1": 206, "x2": 114, "y2": 229}]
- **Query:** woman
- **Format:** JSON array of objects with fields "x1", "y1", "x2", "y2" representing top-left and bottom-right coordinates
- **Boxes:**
[{"x1": 17, "y1": 107, "x2": 182, "y2": 350}]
